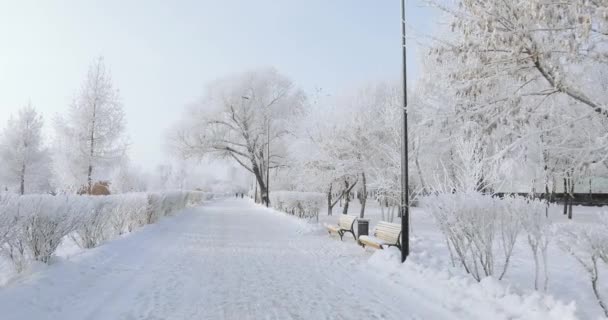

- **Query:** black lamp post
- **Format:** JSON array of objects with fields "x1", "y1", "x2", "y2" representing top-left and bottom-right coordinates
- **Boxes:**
[
  {"x1": 266, "y1": 117, "x2": 270, "y2": 208},
  {"x1": 400, "y1": 0, "x2": 410, "y2": 263}
]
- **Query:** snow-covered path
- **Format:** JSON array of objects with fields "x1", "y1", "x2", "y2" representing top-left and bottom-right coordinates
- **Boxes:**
[{"x1": 0, "y1": 199, "x2": 469, "y2": 320}]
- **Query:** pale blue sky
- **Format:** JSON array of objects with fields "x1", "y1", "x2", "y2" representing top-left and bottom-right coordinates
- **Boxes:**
[{"x1": 0, "y1": 0, "x2": 437, "y2": 169}]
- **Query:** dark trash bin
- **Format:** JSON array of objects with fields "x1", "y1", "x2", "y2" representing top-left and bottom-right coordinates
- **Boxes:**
[{"x1": 357, "y1": 219, "x2": 369, "y2": 239}]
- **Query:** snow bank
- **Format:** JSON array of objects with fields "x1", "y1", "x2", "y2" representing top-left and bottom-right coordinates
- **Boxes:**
[
  {"x1": 0, "y1": 191, "x2": 213, "y2": 285},
  {"x1": 368, "y1": 248, "x2": 577, "y2": 320},
  {"x1": 269, "y1": 191, "x2": 324, "y2": 221},
  {"x1": 255, "y1": 201, "x2": 323, "y2": 235}
]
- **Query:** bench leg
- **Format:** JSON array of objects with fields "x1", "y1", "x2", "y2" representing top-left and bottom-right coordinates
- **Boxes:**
[
  {"x1": 343, "y1": 230, "x2": 356, "y2": 240},
  {"x1": 350, "y1": 230, "x2": 357, "y2": 240}
]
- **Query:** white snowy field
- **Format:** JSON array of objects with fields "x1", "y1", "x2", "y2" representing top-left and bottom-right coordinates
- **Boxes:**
[
  {"x1": 0, "y1": 198, "x2": 581, "y2": 319},
  {"x1": 324, "y1": 200, "x2": 608, "y2": 320}
]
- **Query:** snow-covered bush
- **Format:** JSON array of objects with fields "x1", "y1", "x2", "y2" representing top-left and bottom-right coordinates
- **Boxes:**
[
  {"x1": 145, "y1": 193, "x2": 164, "y2": 224},
  {"x1": 0, "y1": 191, "x2": 211, "y2": 272},
  {"x1": 422, "y1": 192, "x2": 534, "y2": 282},
  {"x1": 0, "y1": 194, "x2": 16, "y2": 246},
  {"x1": 19, "y1": 195, "x2": 79, "y2": 263},
  {"x1": 522, "y1": 200, "x2": 552, "y2": 291},
  {"x1": 111, "y1": 193, "x2": 149, "y2": 234},
  {"x1": 270, "y1": 191, "x2": 324, "y2": 221},
  {"x1": 71, "y1": 198, "x2": 112, "y2": 249},
  {"x1": 0, "y1": 194, "x2": 27, "y2": 271},
  {"x1": 556, "y1": 220, "x2": 608, "y2": 317}
]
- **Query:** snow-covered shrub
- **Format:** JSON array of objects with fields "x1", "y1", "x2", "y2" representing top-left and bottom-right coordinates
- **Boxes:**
[
  {"x1": 108, "y1": 198, "x2": 133, "y2": 236},
  {"x1": 0, "y1": 190, "x2": 210, "y2": 272},
  {"x1": 522, "y1": 200, "x2": 552, "y2": 291},
  {"x1": 20, "y1": 195, "x2": 78, "y2": 263},
  {"x1": 114, "y1": 193, "x2": 149, "y2": 233},
  {"x1": 422, "y1": 192, "x2": 531, "y2": 281},
  {"x1": 270, "y1": 191, "x2": 324, "y2": 221},
  {"x1": 71, "y1": 198, "x2": 112, "y2": 249},
  {"x1": 0, "y1": 194, "x2": 27, "y2": 271},
  {"x1": 0, "y1": 194, "x2": 16, "y2": 247},
  {"x1": 145, "y1": 193, "x2": 164, "y2": 224},
  {"x1": 556, "y1": 220, "x2": 608, "y2": 317},
  {"x1": 185, "y1": 191, "x2": 206, "y2": 206},
  {"x1": 160, "y1": 191, "x2": 188, "y2": 216}
]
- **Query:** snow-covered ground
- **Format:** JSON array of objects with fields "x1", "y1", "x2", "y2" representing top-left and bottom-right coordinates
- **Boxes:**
[
  {"x1": 0, "y1": 198, "x2": 580, "y2": 319},
  {"x1": 323, "y1": 200, "x2": 608, "y2": 319}
]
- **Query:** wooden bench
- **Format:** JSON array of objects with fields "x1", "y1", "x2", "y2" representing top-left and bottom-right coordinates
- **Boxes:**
[
  {"x1": 358, "y1": 221, "x2": 401, "y2": 249},
  {"x1": 326, "y1": 214, "x2": 357, "y2": 240}
]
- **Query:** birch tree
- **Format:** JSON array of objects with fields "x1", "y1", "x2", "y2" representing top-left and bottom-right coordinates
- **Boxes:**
[{"x1": 54, "y1": 57, "x2": 127, "y2": 192}]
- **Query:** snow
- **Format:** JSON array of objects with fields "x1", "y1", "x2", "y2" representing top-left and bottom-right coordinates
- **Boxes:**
[
  {"x1": 0, "y1": 198, "x2": 577, "y2": 319},
  {"x1": 318, "y1": 199, "x2": 608, "y2": 319}
]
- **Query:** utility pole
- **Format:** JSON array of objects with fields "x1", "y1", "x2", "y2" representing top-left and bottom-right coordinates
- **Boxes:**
[{"x1": 400, "y1": 0, "x2": 410, "y2": 263}]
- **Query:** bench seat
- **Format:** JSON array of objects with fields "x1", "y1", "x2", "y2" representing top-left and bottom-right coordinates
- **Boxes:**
[
  {"x1": 358, "y1": 221, "x2": 401, "y2": 249},
  {"x1": 326, "y1": 214, "x2": 357, "y2": 240},
  {"x1": 326, "y1": 225, "x2": 341, "y2": 233},
  {"x1": 357, "y1": 235, "x2": 387, "y2": 249}
]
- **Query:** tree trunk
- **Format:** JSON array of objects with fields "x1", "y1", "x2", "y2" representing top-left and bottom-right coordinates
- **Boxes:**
[
  {"x1": 342, "y1": 180, "x2": 350, "y2": 214},
  {"x1": 341, "y1": 178, "x2": 358, "y2": 215},
  {"x1": 87, "y1": 99, "x2": 98, "y2": 195},
  {"x1": 544, "y1": 175, "x2": 550, "y2": 218},
  {"x1": 551, "y1": 175, "x2": 556, "y2": 204},
  {"x1": 327, "y1": 183, "x2": 333, "y2": 216},
  {"x1": 563, "y1": 178, "x2": 568, "y2": 216},
  {"x1": 359, "y1": 172, "x2": 367, "y2": 218},
  {"x1": 568, "y1": 175, "x2": 574, "y2": 220},
  {"x1": 19, "y1": 163, "x2": 25, "y2": 195},
  {"x1": 252, "y1": 163, "x2": 269, "y2": 207},
  {"x1": 414, "y1": 146, "x2": 427, "y2": 195}
]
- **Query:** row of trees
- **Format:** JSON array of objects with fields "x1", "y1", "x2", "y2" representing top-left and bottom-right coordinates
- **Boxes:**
[
  {"x1": 0, "y1": 57, "x2": 129, "y2": 195},
  {"x1": 171, "y1": 0, "x2": 608, "y2": 220}
]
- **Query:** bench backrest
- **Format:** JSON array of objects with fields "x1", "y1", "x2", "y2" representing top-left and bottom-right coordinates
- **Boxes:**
[
  {"x1": 339, "y1": 215, "x2": 357, "y2": 230},
  {"x1": 373, "y1": 221, "x2": 401, "y2": 245}
]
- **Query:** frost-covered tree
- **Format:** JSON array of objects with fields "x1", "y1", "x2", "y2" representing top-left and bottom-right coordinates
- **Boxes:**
[
  {"x1": 429, "y1": 0, "x2": 608, "y2": 117},
  {"x1": 0, "y1": 105, "x2": 50, "y2": 194},
  {"x1": 427, "y1": 0, "x2": 608, "y2": 189},
  {"x1": 171, "y1": 68, "x2": 305, "y2": 206},
  {"x1": 289, "y1": 81, "x2": 433, "y2": 217},
  {"x1": 110, "y1": 160, "x2": 149, "y2": 193},
  {"x1": 54, "y1": 57, "x2": 127, "y2": 192}
]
